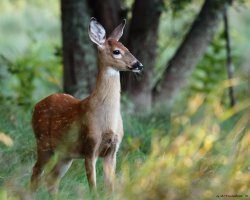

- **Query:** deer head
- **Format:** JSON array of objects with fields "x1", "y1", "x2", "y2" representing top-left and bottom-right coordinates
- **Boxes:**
[{"x1": 88, "y1": 18, "x2": 143, "y2": 73}]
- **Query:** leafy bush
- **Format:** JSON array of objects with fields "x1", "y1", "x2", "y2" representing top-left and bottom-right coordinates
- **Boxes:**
[{"x1": 0, "y1": 0, "x2": 61, "y2": 107}]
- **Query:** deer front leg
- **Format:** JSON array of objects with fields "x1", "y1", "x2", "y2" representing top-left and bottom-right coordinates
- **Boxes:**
[
  {"x1": 85, "y1": 157, "x2": 97, "y2": 191},
  {"x1": 103, "y1": 151, "x2": 117, "y2": 192}
]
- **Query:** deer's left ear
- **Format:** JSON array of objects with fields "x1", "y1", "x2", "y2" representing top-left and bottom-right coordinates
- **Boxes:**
[
  {"x1": 108, "y1": 19, "x2": 126, "y2": 41},
  {"x1": 88, "y1": 17, "x2": 106, "y2": 46}
]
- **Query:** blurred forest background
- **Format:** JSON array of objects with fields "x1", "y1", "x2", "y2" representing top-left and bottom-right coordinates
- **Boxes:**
[{"x1": 0, "y1": 0, "x2": 249, "y2": 199}]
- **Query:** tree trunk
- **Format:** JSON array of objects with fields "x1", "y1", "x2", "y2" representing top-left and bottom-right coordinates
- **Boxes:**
[
  {"x1": 124, "y1": 0, "x2": 163, "y2": 112},
  {"x1": 61, "y1": 0, "x2": 96, "y2": 98},
  {"x1": 87, "y1": 0, "x2": 125, "y2": 36},
  {"x1": 153, "y1": 0, "x2": 231, "y2": 106}
]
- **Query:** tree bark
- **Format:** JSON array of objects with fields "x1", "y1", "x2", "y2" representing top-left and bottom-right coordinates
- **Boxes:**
[
  {"x1": 153, "y1": 0, "x2": 231, "y2": 106},
  {"x1": 87, "y1": 0, "x2": 124, "y2": 36},
  {"x1": 61, "y1": 0, "x2": 96, "y2": 98},
  {"x1": 124, "y1": 0, "x2": 163, "y2": 112}
]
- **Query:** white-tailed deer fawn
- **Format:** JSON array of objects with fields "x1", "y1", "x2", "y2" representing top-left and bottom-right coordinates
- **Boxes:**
[{"x1": 30, "y1": 18, "x2": 143, "y2": 195}]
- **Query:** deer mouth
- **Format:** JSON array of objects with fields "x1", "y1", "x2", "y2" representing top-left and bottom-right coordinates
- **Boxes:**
[
  {"x1": 132, "y1": 69, "x2": 142, "y2": 73},
  {"x1": 128, "y1": 61, "x2": 143, "y2": 72},
  {"x1": 127, "y1": 66, "x2": 142, "y2": 73}
]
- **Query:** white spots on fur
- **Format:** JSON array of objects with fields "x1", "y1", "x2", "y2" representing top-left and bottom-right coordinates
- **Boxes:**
[{"x1": 63, "y1": 94, "x2": 74, "y2": 99}]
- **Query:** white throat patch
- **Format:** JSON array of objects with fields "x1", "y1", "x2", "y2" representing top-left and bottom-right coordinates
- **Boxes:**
[{"x1": 106, "y1": 67, "x2": 119, "y2": 76}]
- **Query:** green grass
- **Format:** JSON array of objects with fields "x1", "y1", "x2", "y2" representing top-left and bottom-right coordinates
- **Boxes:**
[
  {"x1": 0, "y1": 90, "x2": 249, "y2": 200},
  {"x1": 0, "y1": 1, "x2": 250, "y2": 199}
]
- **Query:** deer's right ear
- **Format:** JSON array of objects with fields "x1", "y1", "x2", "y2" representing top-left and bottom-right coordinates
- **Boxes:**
[{"x1": 88, "y1": 17, "x2": 106, "y2": 46}]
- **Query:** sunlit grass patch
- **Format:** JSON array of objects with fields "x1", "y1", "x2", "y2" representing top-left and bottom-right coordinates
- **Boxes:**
[
  {"x1": 0, "y1": 82, "x2": 249, "y2": 200},
  {"x1": 114, "y1": 91, "x2": 250, "y2": 200}
]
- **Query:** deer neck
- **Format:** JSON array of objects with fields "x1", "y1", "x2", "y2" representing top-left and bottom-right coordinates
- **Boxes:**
[{"x1": 89, "y1": 56, "x2": 121, "y2": 109}]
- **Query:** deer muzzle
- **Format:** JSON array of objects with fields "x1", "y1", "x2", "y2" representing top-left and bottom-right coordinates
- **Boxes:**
[{"x1": 131, "y1": 61, "x2": 143, "y2": 72}]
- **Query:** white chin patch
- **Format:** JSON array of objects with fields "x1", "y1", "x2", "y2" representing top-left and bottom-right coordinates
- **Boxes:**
[
  {"x1": 132, "y1": 69, "x2": 141, "y2": 73},
  {"x1": 107, "y1": 67, "x2": 119, "y2": 76}
]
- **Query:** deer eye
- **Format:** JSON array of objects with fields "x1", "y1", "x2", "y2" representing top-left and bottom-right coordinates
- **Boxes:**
[{"x1": 113, "y1": 50, "x2": 121, "y2": 55}]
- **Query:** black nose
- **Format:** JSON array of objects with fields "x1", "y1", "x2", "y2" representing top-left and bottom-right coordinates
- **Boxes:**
[{"x1": 131, "y1": 61, "x2": 143, "y2": 71}]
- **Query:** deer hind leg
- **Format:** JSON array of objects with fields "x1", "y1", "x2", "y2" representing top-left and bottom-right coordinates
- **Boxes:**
[
  {"x1": 30, "y1": 148, "x2": 53, "y2": 192},
  {"x1": 45, "y1": 158, "x2": 72, "y2": 196}
]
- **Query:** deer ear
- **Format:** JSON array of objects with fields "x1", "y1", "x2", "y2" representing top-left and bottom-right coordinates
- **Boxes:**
[
  {"x1": 108, "y1": 19, "x2": 126, "y2": 41},
  {"x1": 88, "y1": 17, "x2": 106, "y2": 46}
]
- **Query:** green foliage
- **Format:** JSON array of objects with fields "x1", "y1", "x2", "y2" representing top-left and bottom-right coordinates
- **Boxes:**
[
  {"x1": 0, "y1": 88, "x2": 249, "y2": 200},
  {"x1": 170, "y1": 0, "x2": 193, "y2": 14},
  {"x1": 156, "y1": 1, "x2": 203, "y2": 85},
  {"x1": 190, "y1": 32, "x2": 228, "y2": 95},
  {"x1": 0, "y1": 0, "x2": 61, "y2": 107},
  {"x1": 188, "y1": 18, "x2": 248, "y2": 106},
  {"x1": 115, "y1": 91, "x2": 250, "y2": 200},
  {"x1": 158, "y1": 2, "x2": 249, "y2": 107},
  {"x1": 0, "y1": 48, "x2": 61, "y2": 107},
  {"x1": 0, "y1": 1, "x2": 250, "y2": 199}
]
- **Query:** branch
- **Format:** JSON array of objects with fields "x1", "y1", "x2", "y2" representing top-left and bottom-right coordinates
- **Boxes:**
[
  {"x1": 152, "y1": 0, "x2": 231, "y2": 106},
  {"x1": 223, "y1": 9, "x2": 236, "y2": 107}
]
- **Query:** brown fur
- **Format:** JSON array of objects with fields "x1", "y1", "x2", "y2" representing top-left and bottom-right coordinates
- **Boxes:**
[{"x1": 30, "y1": 20, "x2": 141, "y2": 195}]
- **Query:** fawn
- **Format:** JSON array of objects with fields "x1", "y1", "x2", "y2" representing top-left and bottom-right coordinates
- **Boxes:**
[{"x1": 30, "y1": 18, "x2": 143, "y2": 195}]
